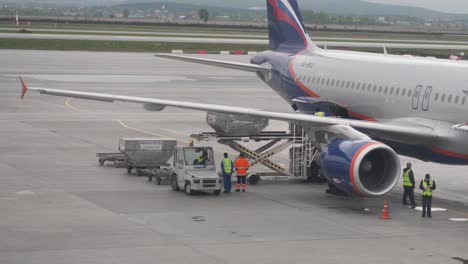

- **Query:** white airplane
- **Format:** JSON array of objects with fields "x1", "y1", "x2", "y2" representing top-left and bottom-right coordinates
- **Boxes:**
[{"x1": 19, "y1": 0, "x2": 468, "y2": 197}]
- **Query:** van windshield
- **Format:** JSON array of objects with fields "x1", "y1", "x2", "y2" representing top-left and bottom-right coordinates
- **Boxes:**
[{"x1": 184, "y1": 148, "x2": 214, "y2": 166}]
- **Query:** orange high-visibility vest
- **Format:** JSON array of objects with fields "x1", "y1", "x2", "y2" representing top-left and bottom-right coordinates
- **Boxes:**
[{"x1": 234, "y1": 157, "x2": 250, "y2": 176}]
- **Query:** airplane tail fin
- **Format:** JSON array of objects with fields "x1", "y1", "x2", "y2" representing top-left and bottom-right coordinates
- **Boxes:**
[{"x1": 267, "y1": 0, "x2": 317, "y2": 53}]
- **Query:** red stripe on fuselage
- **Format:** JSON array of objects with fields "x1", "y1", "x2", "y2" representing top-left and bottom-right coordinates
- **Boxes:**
[
  {"x1": 432, "y1": 147, "x2": 468, "y2": 160},
  {"x1": 289, "y1": 56, "x2": 320, "y2": 98},
  {"x1": 348, "y1": 110, "x2": 378, "y2": 122},
  {"x1": 349, "y1": 142, "x2": 380, "y2": 196}
]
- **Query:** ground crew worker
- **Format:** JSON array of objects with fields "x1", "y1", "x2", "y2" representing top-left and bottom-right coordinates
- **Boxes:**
[
  {"x1": 402, "y1": 162, "x2": 417, "y2": 209},
  {"x1": 234, "y1": 153, "x2": 250, "y2": 192},
  {"x1": 419, "y1": 173, "x2": 437, "y2": 218},
  {"x1": 314, "y1": 108, "x2": 325, "y2": 117},
  {"x1": 220, "y1": 152, "x2": 233, "y2": 193},
  {"x1": 193, "y1": 150, "x2": 207, "y2": 165}
]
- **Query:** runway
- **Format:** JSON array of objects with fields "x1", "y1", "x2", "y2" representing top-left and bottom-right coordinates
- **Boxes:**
[
  {"x1": 1, "y1": 50, "x2": 468, "y2": 264},
  {"x1": 5, "y1": 32, "x2": 468, "y2": 50}
]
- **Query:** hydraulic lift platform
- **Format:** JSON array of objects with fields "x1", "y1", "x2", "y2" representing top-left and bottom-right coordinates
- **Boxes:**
[{"x1": 191, "y1": 125, "x2": 321, "y2": 184}]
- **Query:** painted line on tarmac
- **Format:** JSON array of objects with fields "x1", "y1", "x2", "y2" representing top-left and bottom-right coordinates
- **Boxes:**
[
  {"x1": 65, "y1": 98, "x2": 80, "y2": 111},
  {"x1": 117, "y1": 120, "x2": 174, "y2": 139},
  {"x1": 449, "y1": 218, "x2": 468, "y2": 222}
]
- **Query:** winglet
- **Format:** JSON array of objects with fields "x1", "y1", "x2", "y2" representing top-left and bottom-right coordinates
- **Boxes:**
[{"x1": 20, "y1": 77, "x2": 28, "y2": 100}]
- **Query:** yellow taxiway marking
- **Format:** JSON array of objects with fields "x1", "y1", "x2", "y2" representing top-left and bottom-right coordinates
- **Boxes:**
[
  {"x1": 117, "y1": 120, "x2": 176, "y2": 139},
  {"x1": 65, "y1": 98, "x2": 80, "y2": 111}
]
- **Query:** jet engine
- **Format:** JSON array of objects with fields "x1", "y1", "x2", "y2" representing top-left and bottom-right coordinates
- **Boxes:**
[
  {"x1": 320, "y1": 138, "x2": 400, "y2": 197},
  {"x1": 206, "y1": 112, "x2": 269, "y2": 136}
]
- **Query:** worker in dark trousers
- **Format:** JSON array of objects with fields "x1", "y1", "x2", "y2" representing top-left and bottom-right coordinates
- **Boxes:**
[
  {"x1": 220, "y1": 152, "x2": 234, "y2": 193},
  {"x1": 402, "y1": 162, "x2": 417, "y2": 209},
  {"x1": 419, "y1": 173, "x2": 436, "y2": 218},
  {"x1": 234, "y1": 153, "x2": 250, "y2": 192}
]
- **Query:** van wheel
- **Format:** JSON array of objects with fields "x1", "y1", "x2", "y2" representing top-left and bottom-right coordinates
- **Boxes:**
[
  {"x1": 248, "y1": 174, "x2": 260, "y2": 185},
  {"x1": 171, "y1": 174, "x2": 179, "y2": 191},
  {"x1": 184, "y1": 181, "x2": 193, "y2": 195}
]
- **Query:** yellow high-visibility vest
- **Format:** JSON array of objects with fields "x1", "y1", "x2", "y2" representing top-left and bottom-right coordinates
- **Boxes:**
[
  {"x1": 315, "y1": 112, "x2": 325, "y2": 117},
  {"x1": 422, "y1": 180, "x2": 434, "y2": 196},
  {"x1": 223, "y1": 158, "x2": 232, "y2": 174},
  {"x1": 403, "y1": 169, "x2": 413, "y2": 187}
]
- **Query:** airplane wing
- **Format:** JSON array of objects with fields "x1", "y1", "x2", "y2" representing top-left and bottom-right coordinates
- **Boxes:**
[
  {"x1": 19, "y1": 77, "x2": 436, "y2": 144},
  {"x1": 155, "y1": 53, "x2": 270, "y2": 73}
]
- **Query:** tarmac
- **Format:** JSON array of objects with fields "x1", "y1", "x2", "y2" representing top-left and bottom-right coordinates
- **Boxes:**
[{"x1": 1, "y1": 50, "x2": 468, "y2": 264}]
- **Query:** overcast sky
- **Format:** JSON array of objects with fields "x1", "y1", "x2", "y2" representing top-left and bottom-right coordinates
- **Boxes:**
[{"x1": 365, "y1": 0, "x2": 468, "y2": 13}]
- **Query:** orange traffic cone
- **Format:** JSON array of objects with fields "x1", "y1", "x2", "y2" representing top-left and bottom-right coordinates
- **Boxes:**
[{"x1": 380, "y1": 197, "x2": 391, "y2": 220}]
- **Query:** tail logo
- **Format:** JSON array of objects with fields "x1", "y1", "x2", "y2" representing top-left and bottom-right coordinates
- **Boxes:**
[{"x1": 267, "y1": 0, "x2": 311, "y2": 52}]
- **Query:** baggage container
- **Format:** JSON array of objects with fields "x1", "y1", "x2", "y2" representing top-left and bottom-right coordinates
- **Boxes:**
[{"x1": 119, "y1": 138, "x2": 177, "y2": 169}]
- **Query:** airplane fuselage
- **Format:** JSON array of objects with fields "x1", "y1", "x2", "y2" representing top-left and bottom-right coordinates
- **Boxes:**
[{"x1": 252, "y1": 49, "x2": 468, "y2": 165}]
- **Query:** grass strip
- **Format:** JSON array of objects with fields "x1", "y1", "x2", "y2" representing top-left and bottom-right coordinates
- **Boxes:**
[{"x1": 0, "y1": 38, "x2": 268, "y2": 53}]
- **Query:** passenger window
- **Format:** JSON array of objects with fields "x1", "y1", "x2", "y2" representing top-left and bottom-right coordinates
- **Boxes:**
[
  {"x1": 390, "y1": 87, "x2": 394, "y2": 95},
  {"x1": 463, "y1": 96, "x2": 466, "y2": 104},
  {"x1": 331, "y1": 79, "x2": 335, "y2": 86},
  {"x1": 384, "y1": 87, "x2": 388, "y2": 94},
  {"x1": 402, "y1": 88, "x2": 406, "y2": 96},
  {"x1": 455, "y1": 95, "x2": 459, "y2": 104},
  {"x1": 341, "y1": 81, "x2": 345, "y2": 88},
  {"x1": 317, "y1": 77, "x2": 321, "y2": 84},
  {"x1": 378, "y1": 86, "x2": 383, "y2": 93},
  {"x1": 351, "y1": 82, "x2": 355, "y2": 89},
  {"x1": 408, "y1": 90, "x2": 412, "y2": 97},
  {"x1": 346, "y1": 81, "x2": 350, "y2": 88},
  {"x1": 373, "y1": 85, "x2": 377, "y2": 92},
  {"x1": 326, "y1": 79, "x2": 330, "y2": 86},
  {"x1": 321, "y1": 78, "x2": 325, "y2": 86},
  {"x1": 396, "y1": 88, "x2": 400, "y2": 96},
  {"x1": 312, "y1": 77, "x2": 316, "y2": 83},
  {"x1": 448, "y1": 95, "x2": 452, "y2": 103},
  {"x1": 434, "y1": 93, "x2": 439, "y2": 101},
  {"x1": 362, "y1": 83, "x2": 366, "y2": 91},
  {"x1": 356, "y1": 82, "x2": 361, "y2": 90},
  {"x1": 441, "y1": 94, "x2": 446, "y2": 102},
  {"x1": 367, "y1": 84, "x2": 371, "y2": 92},
  {"x1": 307, "y1": 76, "x2": 311, "y2": 83}
]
